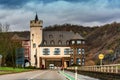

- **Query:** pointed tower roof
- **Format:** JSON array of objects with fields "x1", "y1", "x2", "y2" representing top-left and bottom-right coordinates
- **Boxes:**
[{"x1": 35, "y1": 13, "x2": 39, "y2": 21}]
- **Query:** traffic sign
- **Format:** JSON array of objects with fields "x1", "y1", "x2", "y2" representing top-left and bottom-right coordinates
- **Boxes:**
[{"x1": 99, "y1": 54, "x2": 104, "y2": 60}]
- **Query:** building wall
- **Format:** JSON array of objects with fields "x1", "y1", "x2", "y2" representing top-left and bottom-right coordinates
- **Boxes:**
[
  {"x1": 22, "y1": 40, "x2": 30, "y2": 61},
  {"x1": 38, "y1": 47, "x2": 70, "y2": 67},
  {"x1": 30, "y1": 20, "x2": 43, "y2": 67}
]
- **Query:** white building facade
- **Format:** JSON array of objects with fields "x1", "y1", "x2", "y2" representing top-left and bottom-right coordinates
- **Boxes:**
[{"x1": 30, "y1": 14, "x2": 85, "y2": 68}]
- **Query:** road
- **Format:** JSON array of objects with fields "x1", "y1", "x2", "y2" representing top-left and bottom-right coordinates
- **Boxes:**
[
  {"x1": 0, "y1": 70, "x2": 67, "y2": 80},
  {"x1": 0, "y1": 70, "x2": 99, "y2": 80}
]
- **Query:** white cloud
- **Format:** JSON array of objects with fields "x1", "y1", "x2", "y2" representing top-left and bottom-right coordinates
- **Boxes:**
[{"x1": 0, "y1": 0, "x2": 120, "y2": 31}]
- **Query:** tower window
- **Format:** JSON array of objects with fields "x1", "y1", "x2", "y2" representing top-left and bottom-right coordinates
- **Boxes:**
[{"x1": 33, "y1": 43, "x2": 36, "y2": 48}]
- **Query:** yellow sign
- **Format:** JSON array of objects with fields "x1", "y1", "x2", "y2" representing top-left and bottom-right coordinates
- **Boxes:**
[{"x1": 98, "y1": 54, "x2": 104, "y2": 60}]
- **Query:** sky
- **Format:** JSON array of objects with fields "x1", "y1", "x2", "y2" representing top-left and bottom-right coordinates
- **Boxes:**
[{"x1": 0, "y1": 0, "x2": 120, "y2": 31}]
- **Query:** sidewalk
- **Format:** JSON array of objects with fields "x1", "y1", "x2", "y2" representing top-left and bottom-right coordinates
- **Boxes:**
[{"x1": 59, "y1": 70, "x2": 99, "y2": 80}]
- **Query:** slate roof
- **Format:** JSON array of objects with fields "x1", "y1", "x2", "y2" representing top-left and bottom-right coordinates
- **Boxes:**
[{"x1": 41, "y1": 31, "x2": 84, "y2": 46}]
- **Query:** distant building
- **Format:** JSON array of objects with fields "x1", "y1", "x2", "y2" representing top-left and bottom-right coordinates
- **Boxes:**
[
  {"x1": 30, "y1": 14, "x2": 86, "y2": 68},
  {"x1": 11, "y1": 33, "x2": 30, "y2": 66}
]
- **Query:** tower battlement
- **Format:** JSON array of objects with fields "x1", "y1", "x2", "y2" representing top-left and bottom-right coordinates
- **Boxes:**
[{"x1": 30, "y1": 20, "x2": 43, "y2": 27}]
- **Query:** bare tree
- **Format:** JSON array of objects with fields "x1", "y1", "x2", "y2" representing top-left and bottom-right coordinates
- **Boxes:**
[{"x1": 0, "y1": 23, "x2": 2, "y2": 32}]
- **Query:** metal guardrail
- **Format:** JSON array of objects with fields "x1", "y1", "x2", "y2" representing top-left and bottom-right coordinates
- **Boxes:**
[{"x1": 67, "y1": 64, "x2": 120, "y2": 74}]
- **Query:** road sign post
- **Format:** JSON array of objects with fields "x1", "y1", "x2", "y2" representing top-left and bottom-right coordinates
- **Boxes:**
[
  {"x1": 98, "y1": 54, "x2": 104, "y2": 66},
  {"x1": 75, "y1": 66, "x2": 77, "y2": 80}
]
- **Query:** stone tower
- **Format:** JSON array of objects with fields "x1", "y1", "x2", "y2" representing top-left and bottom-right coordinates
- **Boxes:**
[{"x1": 30, "y1": 14, "x2": 43, "y2": 67}]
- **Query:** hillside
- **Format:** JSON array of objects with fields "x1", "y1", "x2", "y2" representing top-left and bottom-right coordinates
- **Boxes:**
[
  {"x1": 44, "y1": 23, "x2": 120, "y2": 65},
  {"x1": 44, "y1": 24, "x2": 98, "y2": 37},
  {"x1": 85, "y1": 22, "x2": 120, "y2": 65}
]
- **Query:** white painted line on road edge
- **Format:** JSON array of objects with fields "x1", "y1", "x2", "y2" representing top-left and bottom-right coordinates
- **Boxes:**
[{"x1": 28, "y1": 71, "x2": 48, "y2": 80}]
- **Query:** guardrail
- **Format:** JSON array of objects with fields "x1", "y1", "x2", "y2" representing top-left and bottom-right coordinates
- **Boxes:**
[{"x1": 67, "y1": 64, "x2": 120, "y2": 74}]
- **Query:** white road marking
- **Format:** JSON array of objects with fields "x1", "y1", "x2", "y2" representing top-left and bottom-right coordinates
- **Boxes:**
[{"x1": 28, "y1": 71, "x2": 48, "y2": 80}]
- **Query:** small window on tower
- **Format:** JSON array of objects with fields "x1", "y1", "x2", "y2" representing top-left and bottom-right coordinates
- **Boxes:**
[{"x1": 33, "y1": 43, "x2": 36, "y2": 48}]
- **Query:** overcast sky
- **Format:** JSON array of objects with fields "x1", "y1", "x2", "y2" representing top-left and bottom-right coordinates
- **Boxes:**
[{"x1": 0, "y1": 0, "x2": 120, "y2": 31}]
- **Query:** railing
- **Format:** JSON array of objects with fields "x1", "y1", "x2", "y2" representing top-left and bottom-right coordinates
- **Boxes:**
[{"x1": 67, "y1": 64, "x2": 120, "y2": 74}]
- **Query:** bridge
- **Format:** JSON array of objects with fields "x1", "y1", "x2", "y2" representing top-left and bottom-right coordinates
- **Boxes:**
[{"x1": 67, "y1": 64, "x2": 120, "y2": 80}]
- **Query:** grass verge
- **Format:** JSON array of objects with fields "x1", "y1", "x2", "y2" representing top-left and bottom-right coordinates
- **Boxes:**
[{"x1": 0, "y1": 67, "x2": 33, "y2": 75}]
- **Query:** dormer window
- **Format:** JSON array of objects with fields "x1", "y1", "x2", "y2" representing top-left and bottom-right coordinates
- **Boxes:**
[
  {"x1": 33, "y1": 43, "x2": 36, "y2": 48},
  {"x1": 72, "y1": 41, "x2": 75, "y2": 44},
  {"x1": 77, "y1": 40, "x2": 81, "y2": 44},
  {"x1": 58, "y1": 40, "x2": 62, "y2": 45},
  {"x1": 43, "y1": 40, "x2": 47, "y2": 45},
  {"x1": 66, "y1": 40, "x2": 69, "y2": 45},
  {"x1": 50, "y1": 40, "x2": 55, "y2": 45}
]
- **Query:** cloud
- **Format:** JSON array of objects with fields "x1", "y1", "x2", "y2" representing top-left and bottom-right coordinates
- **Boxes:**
[{"x1": 0, "y1": 0, "x2": 120, "y2": 31}]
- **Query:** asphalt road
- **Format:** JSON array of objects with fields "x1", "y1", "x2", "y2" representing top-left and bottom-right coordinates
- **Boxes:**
[
  {"x1": 0, "y1": 70, "x2": 99, "y2": 80},
  {"x1": 0, "y1": 70, "x2": 67, "y2": 80}
]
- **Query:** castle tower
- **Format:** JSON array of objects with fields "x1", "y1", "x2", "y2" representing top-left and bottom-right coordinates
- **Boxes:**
[{"x1": 30, "y1": 14, "x2": 43, "y2": 67}]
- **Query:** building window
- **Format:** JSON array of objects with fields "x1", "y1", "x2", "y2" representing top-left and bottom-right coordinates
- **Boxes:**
[
  {"x1": 54, "y1": 48, "x2": 60, "y2": 55},
  {"x1": 77, "y1": 48, "x2": 81, "y2": 54},
  {"x1": 76, "y1": 58, "x2": 81, "y2": 65},
  {"x1": 58, "y1": 40, "x2": 62, "y2": 45},
  {"x1": 43, "y1": 40, "x2": 47, "y2": 45},
  {"x1": 82, "y1": 58, "x2": 85, "y2": 62},
  {"x1": 43, "y1": 48, "x2": 50, "y2": 55},
  {"x1": 71, "y1": 58, "x2": 73, "y2": 65},
  {"x1": 82, "y1": 41, "x2": 85, "y2": 44},
  {"x1": 70, "y1": 49, "x2": 73, "y2": 54},
  {"x1": 32, "y1": 34, "x2": 34, "y2": 39},
  {"x1": 66, "y1": 40, "x2": 69, "y2": 45},
  {"x1": 50, "y1": 40, "x2": 55, "y2": 45},
  {"x1": 77, "y1": 40, "x2": 81, "y2": 44},
  {"x1": 64, "y1": 48, "x2": 70, "y2": 55},
  {"x1": 33, "y1": 43, "x2": 36, "y2": 48},
  {"x1": 82, "y1": 49, "x2": 85, "y2": 54},
  {"x1": 82, "y1": 62, "x2": 84, "y2": 65},
  {"x1": 72, "y1": 41, "x2": 75, "y2": 44}
]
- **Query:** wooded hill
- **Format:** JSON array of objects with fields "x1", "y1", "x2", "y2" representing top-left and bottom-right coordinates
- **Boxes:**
[
  {"x1": 1, "y1": 22, "x2": 120, "y2": 66},
  {"x1": 44, "y1": 23, "x2": 120, "y2": 65}
]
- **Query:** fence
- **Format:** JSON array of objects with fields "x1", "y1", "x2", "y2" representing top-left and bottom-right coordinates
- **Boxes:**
[{"x1": 67, "y1": 64, "x2": 120, "y2": 74}]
